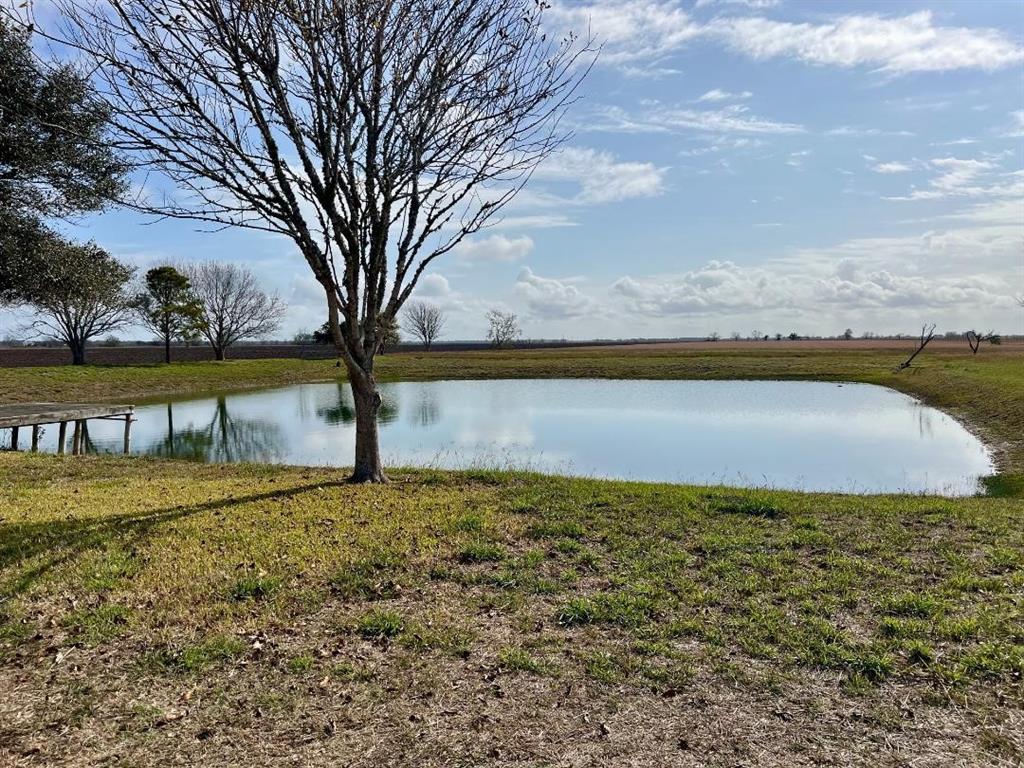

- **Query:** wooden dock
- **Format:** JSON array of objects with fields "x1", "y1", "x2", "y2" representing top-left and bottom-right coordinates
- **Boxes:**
[{"x1": 0, "y1": 403, "x2": 135, "y2": 455}]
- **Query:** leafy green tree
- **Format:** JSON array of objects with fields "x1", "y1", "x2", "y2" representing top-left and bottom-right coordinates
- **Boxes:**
[
  {"x1": 134, "y1": 266, "x2": 203, "y2": 363},
  {"x1": 0, "y1": 17, "x2": 126, "y2": 284},
  {"x1": 14, "y1": 235, "x2": 134, "y2": 364}
]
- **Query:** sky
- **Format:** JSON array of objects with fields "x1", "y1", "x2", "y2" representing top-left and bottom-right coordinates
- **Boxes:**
[{"x1": 3, "y1": 0, "x2": 1023, "y2": 342}]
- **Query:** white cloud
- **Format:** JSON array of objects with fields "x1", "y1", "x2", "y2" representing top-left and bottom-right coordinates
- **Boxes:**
[
  {"x1": 705, "y1": 11, "x2": 1024, "y2": 74},
  {"x1": 827, "y1": 126, "x2": 915, "y2": 138},
  {"x1": 871, "y1": 161, "x2": 913, "y2": 174},
  {"x1": 696, "y1": 88, "x2": 753, "y2": 102},
  {"x1": 415, "y1": 274, "x2": 453, "y2": 298},
  {"x1": 786, "y1": 150, "x2": 811, "y2": 168},
  {"x1": 884, "y1": 156, "x2": 1010, "y2": 201},
  {"x1": 549, "y1": 5, "x2": 1020, "y2": 78},
  {"x1": 1003, "y1": 110, "x2": 1024, "y2": 138},
  {"x1": 586, "y1": 103, "x2": 803, "y2": 135},
  {"x1": 618, "y1": 62, "x2": 684, "y2": 79},
  {"x1": 695, "y1": 0, "x2": 781, "y2": 8},
  {"x1": 536, "y1": 147, "x2": 668, "y2": 203},
  {"x1": 678, "y1": 136, "x2": 765, "y2": 157},
  {"x1": 453, "y1": 234, "x2": 534, "y2": 264},
  {"x1": 515, "y1": 267, "x2": 596, "y2": 319},
  {"x1": 546, "y1": 0, "x2": 699, "y2": 66}
]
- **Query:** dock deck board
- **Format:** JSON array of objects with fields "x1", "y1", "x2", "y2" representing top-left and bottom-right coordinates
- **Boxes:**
[{"x1": 0, "y1": 403, "x2": 134, "y2": 429}]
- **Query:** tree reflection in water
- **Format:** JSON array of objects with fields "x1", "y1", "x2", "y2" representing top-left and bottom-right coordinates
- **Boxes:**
[
  {"x1": 410, "y1": 384, "x2": 441, "y2": 427},
  {"x1": 315, "y1": 383, "x2": 399, "y2": 426},
  {"x1": 143, "y1": 397, "x2": 286, "y2": 462}
]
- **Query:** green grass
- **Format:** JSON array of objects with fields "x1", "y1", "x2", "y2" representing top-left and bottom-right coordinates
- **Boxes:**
[{"x1": 1, "y1": 452, "x2": 1021, "y2": 693}]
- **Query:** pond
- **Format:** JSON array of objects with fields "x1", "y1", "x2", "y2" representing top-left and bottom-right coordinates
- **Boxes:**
[{"x1": 37, "y1": 379, "x2": 993, "y2": 495}]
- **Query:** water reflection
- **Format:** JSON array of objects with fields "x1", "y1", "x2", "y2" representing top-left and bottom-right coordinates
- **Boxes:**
[
  {"x1": 143, "y1": 398, "x2": 285, "y2": 463},
  {"x1": 409, "y1": 384, "x2": 441, "y2": 427},
  {"x1": 48, "y1": 379, "x2": 994, "y2": 496},
  {"x1": 314, "y1": 383, "x2": 399, "y2": 426}
]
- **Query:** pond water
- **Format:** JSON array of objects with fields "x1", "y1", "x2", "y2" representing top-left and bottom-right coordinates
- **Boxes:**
[{"x1": 34, "y1": 379, "x2": 993, "y2": 495}]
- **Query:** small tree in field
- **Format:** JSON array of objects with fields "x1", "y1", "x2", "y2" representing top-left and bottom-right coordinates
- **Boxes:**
[
  {"x1": 965, "y1": 330, "x2": 1000, "y2": 355},
  {"x1": 486, "y1": 310, "x2": 520, "y2": 349},
  {"x1": 185, "y1": 262, "x2": 286, "y2": 360},
  {"x1": 134, "y1": 266, "x2": 203, "y2": 364},
  {"x1": 403, "y1": 302, "x2": 447, "y2": 351},
  {"x1": 32, "y1": 0, "x2": 593, "y2": 482},
  {"x1": 16, "y1": 237, "x2": 134, "y2": 364}
]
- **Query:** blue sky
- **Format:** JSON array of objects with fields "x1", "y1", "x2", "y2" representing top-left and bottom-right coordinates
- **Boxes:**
[{"x1": 4, "y1": 0, "x2": 1023, "y2": 341}]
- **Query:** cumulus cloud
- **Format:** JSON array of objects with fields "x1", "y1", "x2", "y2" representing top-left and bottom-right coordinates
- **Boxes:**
[
  {"x1": 453, "y1": 234, "x2": 534, "y2": 264},
  {"x1": 536, "y1": 147, "x2": 668, "y2": 203},
  {"x1": 414, "y1": 274, "x2": 453, "y2": 298},
  {"x1": 705, "y1": 11, "x2": 1024, "y2": 74},
  {"x1": 515, "y1": 267, "x2": 596, "y2": 319},
  {"x1": 611, "y1": 261, "x2": 788, "y2": 315}
]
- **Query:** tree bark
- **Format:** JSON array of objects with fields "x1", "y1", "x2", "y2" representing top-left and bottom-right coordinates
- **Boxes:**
[
  {"x1": 70, "y1": 340, "x2": 86, "y2": 365},
  {"x1": 214, "y1": 346, "x2": 226, "y2": 361},
  {"x1": 163, "y1": 332, "x2": 171, "y2": 364},
  {"x1": 347, "y1": 365, "x2": 387, "y2": 483}
]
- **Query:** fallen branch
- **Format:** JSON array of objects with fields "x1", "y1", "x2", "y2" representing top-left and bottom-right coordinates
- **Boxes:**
[{"x1": 896, "y1": 324, "x2": 936, "y2": 371}]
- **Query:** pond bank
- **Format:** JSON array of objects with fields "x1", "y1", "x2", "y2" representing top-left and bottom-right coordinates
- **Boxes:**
[{"x1": 2, "y1": 343, "x2": 1021, "y2": 483}]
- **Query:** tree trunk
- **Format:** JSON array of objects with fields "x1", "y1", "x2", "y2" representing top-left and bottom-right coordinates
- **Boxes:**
[
  {"x1": 348, "y1": 366, "x2": 387, "y2": 483},
  {"x1": 164, "y1": 333, "x2": 171, "y2": 364},
  {"x1": 70, "y1": 340, "x2": 86, "y2": 365},
  {"x1": 214, "y1": 346, "x2": 226, "y2": 361}
]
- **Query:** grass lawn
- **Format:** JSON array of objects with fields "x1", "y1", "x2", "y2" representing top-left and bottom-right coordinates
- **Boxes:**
[{"x1": 1, "y1": 342, "x2": 1022, "y2": 766}]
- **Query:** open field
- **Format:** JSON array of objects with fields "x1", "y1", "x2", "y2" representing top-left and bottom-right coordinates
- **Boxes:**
[{"x1": 1, "y1": 343, "x2": 1022, "y2": 766}]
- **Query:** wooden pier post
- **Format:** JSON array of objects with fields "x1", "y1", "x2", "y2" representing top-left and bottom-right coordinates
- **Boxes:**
[
  {"x1": 57, "y1": 422, "x2": 67, "y2": 454},
  {"x1": 71, "y1": 420, "x2": 82, "y2": 455},
  {"x1": 31, "y1": 425, "x2": 40, "y2": 452},
  {"x1": 123, "y1": 416, "x2": 133, "y2": 454},
  {"x1": 10, "y1": 427, "x2": 18, "y2": 451}
]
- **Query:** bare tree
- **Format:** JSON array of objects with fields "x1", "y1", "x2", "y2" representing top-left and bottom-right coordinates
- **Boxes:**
[
  {"x1": 32, "y1": 1, "x2": 592, "y2": 482},
  {"x1": 402, "y1": 301, "x2": 446, "y2": 351},
  {"x1": 896, "y1": 324, "x2": 936, "y2": 371},
  {"x1": 17, "y1": 237, "x2": 135, "y2": 364},
  {"x1": 486, "y1": 310, "x2": 520, "y2": 349},
  {"x1": 186, "y1": 262, "x2": 286, "y2": 360},
  {"x1": 965, "y1": 329, "x2": 1000, "y2": 355}
]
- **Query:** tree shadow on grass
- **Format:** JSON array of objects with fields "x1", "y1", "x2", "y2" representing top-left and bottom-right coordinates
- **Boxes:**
[{"x1": 0, "y1": 480, "x2": 348, "y2": 599}]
